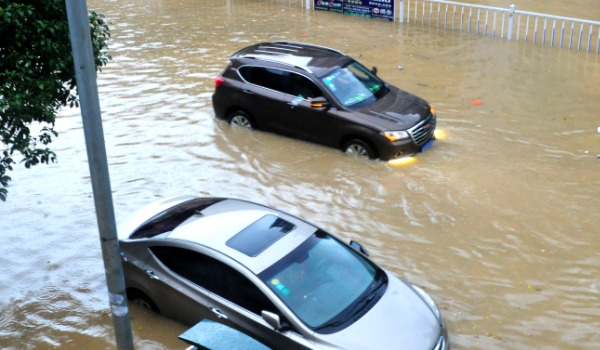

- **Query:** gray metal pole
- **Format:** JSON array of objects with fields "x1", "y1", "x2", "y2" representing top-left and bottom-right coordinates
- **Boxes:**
[
  {"x1": 64, "y1": 1, "x2": 135, "y2": 349},
  {"x1": 507, "y1": 4, "x2": 515, "y2": 40}
]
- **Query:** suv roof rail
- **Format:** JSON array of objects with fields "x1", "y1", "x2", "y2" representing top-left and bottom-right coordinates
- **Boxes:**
[
  {"x1": 241, "y1": 55, "x2": 313, "y2": 74},
  {"x1": 272, "y1": 41, "x2": 346, "y2": 56}
]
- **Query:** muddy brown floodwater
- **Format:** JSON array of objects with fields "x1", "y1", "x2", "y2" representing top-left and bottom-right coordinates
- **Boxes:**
[{"x1": 1, "y1": 0, "x2": 599, "y2": 349}]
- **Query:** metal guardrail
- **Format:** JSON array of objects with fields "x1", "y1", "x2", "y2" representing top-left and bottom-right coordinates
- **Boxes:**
[
  {"x1": 248, "y1": 0, "x2": 600, "y2": 54},
  {"x1": 398, "y1": 0, "x2": 600, "y2": 53}
]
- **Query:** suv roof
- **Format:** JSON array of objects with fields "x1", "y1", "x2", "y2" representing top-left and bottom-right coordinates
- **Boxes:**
[{"x1": 231, "y1": 41, "x2": 352, "y2": 77}]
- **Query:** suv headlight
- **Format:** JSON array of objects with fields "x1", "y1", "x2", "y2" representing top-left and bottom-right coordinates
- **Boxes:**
[
  {"x1": 381, "y1": 131, "x2": 410, "y2": 142},
  {"x1": 412, "y1": 284, "x2": 442, "y2": 322}
]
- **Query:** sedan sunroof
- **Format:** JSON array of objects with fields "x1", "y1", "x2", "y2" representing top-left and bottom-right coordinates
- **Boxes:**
[{"x1": 226, "y1": 214, "x2": 296, "y2": 257}]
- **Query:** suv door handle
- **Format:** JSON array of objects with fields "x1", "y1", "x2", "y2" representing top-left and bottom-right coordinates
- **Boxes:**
[
  {"x1": 242, "y1": 89, "x2": 254, "y2": 94},
  {"x1": 210, "y1": 307, "x2": 228, "y2": 319},
  {"x1": 145, "y1": 269, "x2": 160, "y2": 280}
]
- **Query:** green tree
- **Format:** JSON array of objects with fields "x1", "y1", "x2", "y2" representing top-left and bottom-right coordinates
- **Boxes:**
[{"x1": 0, "y1": 0, "x2": 111, "y2": 201}]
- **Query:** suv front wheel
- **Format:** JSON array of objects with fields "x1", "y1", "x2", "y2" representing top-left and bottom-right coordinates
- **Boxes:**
[{"x1": 342, "y1": 139, "x2": 376, "y2": 159}]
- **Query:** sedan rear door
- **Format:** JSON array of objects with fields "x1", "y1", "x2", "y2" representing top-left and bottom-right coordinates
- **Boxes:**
[{"x1": 138, "y1": 244, "x2": 214, "y2": 326}]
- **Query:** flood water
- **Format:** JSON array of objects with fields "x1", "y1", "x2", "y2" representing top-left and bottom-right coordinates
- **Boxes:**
[{"x1": 1, "y1": 0, "x2": 599, "y2": 349}]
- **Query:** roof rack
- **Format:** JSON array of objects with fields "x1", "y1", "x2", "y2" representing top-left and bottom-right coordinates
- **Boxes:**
[
  {"x1": 241, "y1": 55, "x2": 313, "y2": 74},
  {"x1": 272, "y1": 41, "x2": 346, "y2": 56}
]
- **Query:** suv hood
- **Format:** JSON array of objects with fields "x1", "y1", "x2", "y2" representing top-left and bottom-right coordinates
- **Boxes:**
[
  {"x1": 315, "y1": 273, "x2": 441, "y2": 350},
  {"x1": 354, "y1": 85, "x2": 431, "y2": 130}
]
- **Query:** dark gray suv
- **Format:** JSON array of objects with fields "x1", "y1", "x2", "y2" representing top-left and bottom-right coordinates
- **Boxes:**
[{"x1": 212, "y1": 41, "x2": 436, "y2": 160}]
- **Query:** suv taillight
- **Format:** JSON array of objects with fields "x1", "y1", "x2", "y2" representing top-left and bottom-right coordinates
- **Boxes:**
[{"x1": 215, "y1": 76, "x2": 224, "y2": 88}]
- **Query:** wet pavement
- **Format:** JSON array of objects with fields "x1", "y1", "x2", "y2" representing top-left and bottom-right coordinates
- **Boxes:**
[{"x1": 1, "y1": 0, "x2": 599, "y2": 349}]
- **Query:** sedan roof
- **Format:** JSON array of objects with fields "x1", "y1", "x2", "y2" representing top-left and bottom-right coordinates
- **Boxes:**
[{"x1": 166, "y1": 199, "x2": 317, "y2": 274}]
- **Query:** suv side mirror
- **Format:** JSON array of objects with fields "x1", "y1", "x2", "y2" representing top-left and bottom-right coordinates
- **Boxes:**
[
  {"x1": 350, "y1": 240, "x2": 370, "y2": 257},
  {"x1": 371, "y1": 66, "x2": 378, "y2": 76},
  {"x1": 310, "y1": 96, "x2": 329, "y2": 108},
  {"x1": 261, "y1": 311, "x2": 282, "y2": 330}
]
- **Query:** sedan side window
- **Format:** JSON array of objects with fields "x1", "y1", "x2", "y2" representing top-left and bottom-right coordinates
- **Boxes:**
[
  {"x1": 150, "y1": 246, "x2": 215, "y2": 290},
  {"x1": 238, "y1": 66, "x2": 287, "y2": 93},
  {"x1": 150, "y1": 246, "x2": 278, "y2": 316}
]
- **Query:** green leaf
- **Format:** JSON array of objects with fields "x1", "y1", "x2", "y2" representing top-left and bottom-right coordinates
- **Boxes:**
[{"x1": 0, "y1": 2, "x2": 111, "y2": 201}]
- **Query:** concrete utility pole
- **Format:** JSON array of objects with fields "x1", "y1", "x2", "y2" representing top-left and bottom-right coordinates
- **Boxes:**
[{"x1": 64, "y1": 1, "x2": 135, "y2": 349}]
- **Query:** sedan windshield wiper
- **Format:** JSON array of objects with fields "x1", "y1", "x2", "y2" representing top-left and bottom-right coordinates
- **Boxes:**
[
  {"x1": 313, "y1": 318, "x2": 347, "y2": 331},
  {"x1": 314, "y1": 276, "x2": 387, "y2": 331}
]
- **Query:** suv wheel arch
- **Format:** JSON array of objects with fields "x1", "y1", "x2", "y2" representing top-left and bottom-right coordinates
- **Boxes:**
[{"x1": 340, "y1": 137, "x2": 378, "y2": 159}]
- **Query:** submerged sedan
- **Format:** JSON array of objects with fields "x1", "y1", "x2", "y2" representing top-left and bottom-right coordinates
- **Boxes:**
[{"x1": 119, "y1": 196, "x2": 449, "y2": 350}]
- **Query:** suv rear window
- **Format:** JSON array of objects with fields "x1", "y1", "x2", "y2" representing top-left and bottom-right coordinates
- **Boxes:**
[{"x1": 226, "y1": 214, "x2": 296, "y2": 256}]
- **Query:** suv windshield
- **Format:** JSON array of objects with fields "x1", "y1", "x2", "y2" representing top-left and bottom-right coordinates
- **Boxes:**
[
  {"x1": 258, "y1": 231, "x2": 387, "y2": 333},
  {"x1": 320, "y1": 61, "x2": 388, "y2": 109}
]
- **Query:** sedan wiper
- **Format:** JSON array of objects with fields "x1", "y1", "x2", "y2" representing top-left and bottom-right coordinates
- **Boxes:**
[
  {"x1": 314, "y1": 277, "x2": 387, "y2": 331},
  {"x1": 313, "y1": 318, "x2": 347, "y2": 331},
  {"x1": 313, "y1": 295, "x2": 376, "y2": 331}
]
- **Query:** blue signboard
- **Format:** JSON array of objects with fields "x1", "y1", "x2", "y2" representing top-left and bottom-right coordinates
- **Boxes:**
[{"x1": 314, "y1": 0, "x2": 394, "y2": 21}]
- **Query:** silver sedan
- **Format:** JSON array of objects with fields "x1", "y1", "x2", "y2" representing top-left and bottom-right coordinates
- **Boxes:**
[{"x1": 118, "y1": 196, "x2": 449, "y2": 350}]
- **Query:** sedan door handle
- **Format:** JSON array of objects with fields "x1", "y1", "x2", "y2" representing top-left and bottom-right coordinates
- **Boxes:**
[
  {"x1": 242, "y1": 89, "x2": 254, "y2": 94},
  {"x1": 145, "y1": 269, "x2": 160, "y2": 280},
  {"x1": 210, "y1": 307, "x2": 228, "y2": 319}
]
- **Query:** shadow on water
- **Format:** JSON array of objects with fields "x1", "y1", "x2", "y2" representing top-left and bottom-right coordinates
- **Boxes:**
[{"x1": 0, "y1": 0, "x2": 599, "y2": 348}]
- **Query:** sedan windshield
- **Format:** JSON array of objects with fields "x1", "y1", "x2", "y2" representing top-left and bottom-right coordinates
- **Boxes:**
[
  {"x1": 320, "y1": 61, "x2": 387, "y2": 109},
  {"x1": 258, "y1": 231, "x2": 386, "y2": 333}
]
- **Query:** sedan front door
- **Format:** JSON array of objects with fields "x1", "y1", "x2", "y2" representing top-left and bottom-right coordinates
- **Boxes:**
[{"x1": 199, "y1": 254, "x2": 314, "y2": 350}]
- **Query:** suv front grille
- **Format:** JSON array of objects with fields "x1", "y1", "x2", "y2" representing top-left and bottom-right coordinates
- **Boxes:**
[{"x1": 408, "y1": 114, "x2": 436, "y2": 146}]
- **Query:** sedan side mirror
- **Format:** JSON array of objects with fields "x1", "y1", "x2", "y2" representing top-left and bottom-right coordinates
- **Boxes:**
[
  {"x1": 371, "y1": 66, "x2": 378, "y2": 76},
  {"x1": 310, "y1": 96, "x2": 329, "y2": 108},
  {"x1": 350, "y1": 240, "x2": 370, "y2": 257},
  {"x1": 261, "y1": 311, "x2": 282, "y2": 331}
]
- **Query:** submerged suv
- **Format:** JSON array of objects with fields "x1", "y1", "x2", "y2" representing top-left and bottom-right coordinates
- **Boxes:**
[{"x1": 212, "y1": 42, "x2": 436, "y2": 160}]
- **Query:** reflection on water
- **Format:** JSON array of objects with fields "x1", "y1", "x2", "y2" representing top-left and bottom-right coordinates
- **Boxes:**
[{"x1": 0, "y1": 0, "x2": 599, "y2": 348}]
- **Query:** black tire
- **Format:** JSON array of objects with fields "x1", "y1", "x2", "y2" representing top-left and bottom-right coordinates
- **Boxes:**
[
  {"x1": 342, "y1": 139, "x2": 376, "y2": 159},
  {"x1": 227, "y1": 110, "x2": 256, "y2": 129},
  {"x1": 127, "y1": 289, "x2": 159, "y2": 313}
]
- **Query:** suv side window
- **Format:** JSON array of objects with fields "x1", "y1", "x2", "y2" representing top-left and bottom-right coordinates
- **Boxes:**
[
  {"x1": 238, "y1": 66, "x2": 287, "y2": 93},
  {"x1": 150, "y1": 246, "x2": 278, "y2": 315},
  {"x1": 285, "y1": 73, "x2": 322, "y2": 99}
]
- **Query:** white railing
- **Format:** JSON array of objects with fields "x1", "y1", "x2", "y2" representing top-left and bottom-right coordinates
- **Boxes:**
[{"x1": 398, "y1": 0, "x2": 600, "y2": 53}]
